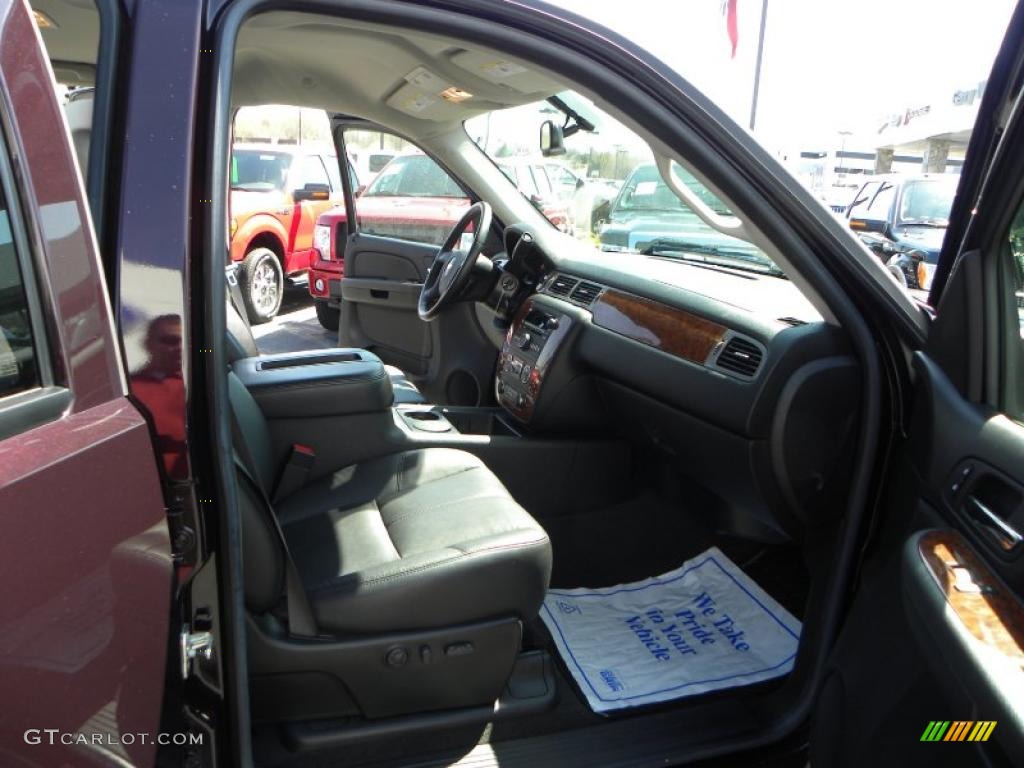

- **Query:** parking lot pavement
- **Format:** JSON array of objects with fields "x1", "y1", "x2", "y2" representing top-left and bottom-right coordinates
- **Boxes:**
[{"x1": 250, "y1": 284, "x2": 335, "y2": 354}]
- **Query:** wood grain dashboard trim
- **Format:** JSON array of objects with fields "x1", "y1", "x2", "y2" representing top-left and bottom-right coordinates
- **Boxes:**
[
  {"x1": 919, "y1": 529, "x2": 1024, "y2": 666},
  {"x1": 591, "y1": 289, "x2": 728, "y2": 364}
]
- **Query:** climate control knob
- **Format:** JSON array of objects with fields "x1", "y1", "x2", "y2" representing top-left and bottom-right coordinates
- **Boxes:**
[{"x1": 518, "y1": 333, "x2": 532, "y2": 350}]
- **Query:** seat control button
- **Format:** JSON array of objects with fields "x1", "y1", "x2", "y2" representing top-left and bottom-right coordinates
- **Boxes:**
[
  {"x1": 420, "y1": 645, "x2": 432, "y2": 664},
  {"x1": 444, "y1": 641, "x2": 475, "y2": 657},
  {"x1": 385, "y1": 646, "x2": 408, "y2": 668}
]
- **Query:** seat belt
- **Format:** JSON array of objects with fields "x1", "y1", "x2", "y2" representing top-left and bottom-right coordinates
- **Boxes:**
[
  {"x1": 229, "y1": 409, "x2": 318, "y2": 638},
  {"x1": 226, "y1": 265, "x2": 250, "y2": 327}
]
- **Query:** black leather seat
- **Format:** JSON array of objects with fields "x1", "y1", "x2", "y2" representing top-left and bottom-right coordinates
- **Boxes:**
[
  {"x1": 279, "y1": 449, "x2": 551, "y2": 633},
  {"x1": 226, "y1": 299, "x2": 427, "y2": 404},
  {"x1": 230, "y1": 373, "x2": 552, "y2": 636}
]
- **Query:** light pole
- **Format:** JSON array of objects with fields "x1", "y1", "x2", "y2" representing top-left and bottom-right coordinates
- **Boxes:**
[
  {"x1": 749, "y1": 0, "x2": 769, "y2": 132},
  {"x1": 837, "y1": 130, "x2": 852, "y2": 187}
]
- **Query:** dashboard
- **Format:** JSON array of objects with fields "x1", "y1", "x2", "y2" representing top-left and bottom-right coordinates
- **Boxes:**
[{"x1": 485, "y1": 225, "x2": 861, "y2": 540}]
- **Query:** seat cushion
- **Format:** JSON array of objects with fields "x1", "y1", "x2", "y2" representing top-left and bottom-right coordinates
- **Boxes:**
[
  {"x1": 385, "y1": 364, "x2": 426, "y2": 404},
  {"x1": 276, "y1": 448, "x2": 551, "y2": 634}
]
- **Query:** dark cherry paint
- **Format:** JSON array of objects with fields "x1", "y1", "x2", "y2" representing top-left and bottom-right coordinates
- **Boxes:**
[{"x1": 0, "y1": 1, "x2": 171, "y2": 764}]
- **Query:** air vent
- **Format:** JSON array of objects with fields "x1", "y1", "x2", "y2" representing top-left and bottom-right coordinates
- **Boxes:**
[
  {"x1": 548, "y1": 274, "x2": 578, "y2": 297},
  {"x1": 715, "y1": 336, "x2": 763, "y2": 378},
  {"x1": 570, "y1": 281, "x2": 603, "y2": 306}
]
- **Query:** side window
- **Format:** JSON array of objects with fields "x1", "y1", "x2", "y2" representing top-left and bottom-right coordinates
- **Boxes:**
[
  {"x1": 0, "y1": 191, "x2": 39, "y2": 399},
  {"x1": 531, "y1": 165, "x2": 553, "y2": 198},
  {"x1": 345, "y1": 129, "x2": 470, "y2": 246},
  {"x1": 324, "y1": 155, "x2": 343, "y2": 193},
  {"x1": 1003, "y1": 203, "x2": 1024, "y2": 419},
  {"x1": 300, "y1": 155, "x2": 330, "y2": 188}
]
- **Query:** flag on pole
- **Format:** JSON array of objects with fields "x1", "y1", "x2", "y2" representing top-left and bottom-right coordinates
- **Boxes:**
[{"x1": 723, "y1": 0, "x2": 739, "y2": 58}]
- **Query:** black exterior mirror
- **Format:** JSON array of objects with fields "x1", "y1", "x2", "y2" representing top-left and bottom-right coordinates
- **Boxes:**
[{"x1": 540, "y1": 120, "x2": 565, "y2": 157}]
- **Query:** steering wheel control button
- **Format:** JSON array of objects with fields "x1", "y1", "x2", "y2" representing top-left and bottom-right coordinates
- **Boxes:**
[{"x1": 385, "y1": 646, "x2": 409, "y2": 668}]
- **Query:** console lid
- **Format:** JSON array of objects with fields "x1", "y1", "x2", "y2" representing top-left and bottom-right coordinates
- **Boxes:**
[{"x1": 232, "y1": 348, "x2": 393, "y2": 418}]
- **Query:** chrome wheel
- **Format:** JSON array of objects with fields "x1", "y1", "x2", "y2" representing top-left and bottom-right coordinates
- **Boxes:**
[
  {"x1": 250, "y1": 260, "x2": 280, "y2": 314},
  {"x1": 241, "y1": 247, "x2": 284, "y2": 324}
]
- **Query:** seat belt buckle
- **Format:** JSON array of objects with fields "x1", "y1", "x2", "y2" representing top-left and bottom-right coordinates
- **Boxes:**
[{"x1": 272, "y1": 443, "x2": 316, "y2": 502}]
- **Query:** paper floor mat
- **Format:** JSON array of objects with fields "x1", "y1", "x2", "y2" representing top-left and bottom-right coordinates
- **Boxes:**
[{"x1": 540, "y1": 547, "x2": 801, "y2": 713}]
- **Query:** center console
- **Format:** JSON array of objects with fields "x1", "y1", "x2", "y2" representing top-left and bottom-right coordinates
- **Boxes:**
[
  {"x1": 496, "y1": 299, "x2": 573, "y2": 423},
  {"x1": 231, "y1": 348, "x2": 393, "y2": 418}
]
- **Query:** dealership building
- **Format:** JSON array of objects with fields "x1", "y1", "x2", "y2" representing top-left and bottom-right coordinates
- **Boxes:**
[{"x1": 786, "y1": 80, "x2": 984, "y2": 209}]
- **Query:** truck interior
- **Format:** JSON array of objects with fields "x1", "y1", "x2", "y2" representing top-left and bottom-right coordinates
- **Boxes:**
[
  {"x1": 208, "y1": 10, "x2": 878, "y2": 767},
  {"x1": 30, "y1": 1, "x2": 905, "y2": 766}
]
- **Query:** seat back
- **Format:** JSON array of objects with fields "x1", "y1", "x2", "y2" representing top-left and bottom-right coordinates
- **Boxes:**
[
  {"x1": 63, "y1": 89, "x2": 95, "y2": 178},
  {"x1": 227, "y1": 300, "x2": 259, "y2": 362},
  {"x1": 229, "y1": 371, "x2": 286, "y2": 614}
]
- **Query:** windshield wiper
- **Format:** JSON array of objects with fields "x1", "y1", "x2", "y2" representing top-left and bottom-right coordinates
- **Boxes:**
[
  {"x1": 640, "y1": 237, "x2": 784, "y2": 277},
  {"x1": 900, "y1": 217, "x2": 949, "y2": 227}
]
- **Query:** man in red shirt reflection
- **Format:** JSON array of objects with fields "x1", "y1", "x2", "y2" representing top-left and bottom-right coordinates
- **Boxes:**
[{"x1": 130, "y1": 314, "x2": 187, "y2": 478}]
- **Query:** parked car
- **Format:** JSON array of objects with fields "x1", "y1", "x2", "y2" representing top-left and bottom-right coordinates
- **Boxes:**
[
  {"x1": 229, "y1": 143, "x2": 352, "y2": 322},
  {"x1": 8, "y1": 1, "x2": 1024, "y2": 766},
  {"x1": 544, "y1": 161, "x2": 621, "y2": 238},
  {"x1": 496, "y1": 157, "x2": 571, "y2": 232},
  {"x1": 845, "y1": 174, "x2": 959, "y2": 291},
  {"x1": 309, "y1": 152, "x2": 470, "y2": 329},
  {"x1": 597, "y1": 162, "x2": 766, "y2": 264},
  {"x1": 348, "y1": 148, "x2": 397, "y2": 186}
]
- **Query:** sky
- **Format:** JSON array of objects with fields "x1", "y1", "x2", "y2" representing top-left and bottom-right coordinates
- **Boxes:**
[{"x1": 546, "y1": 0, "x2": 1017, "y2": 153}]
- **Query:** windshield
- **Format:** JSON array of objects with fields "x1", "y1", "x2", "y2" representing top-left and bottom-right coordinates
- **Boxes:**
[
  {"x1": 465, "y1": 92, "x2": 779, "y2": 276},
  {"x1": 231, "y1": 149, "x2": 292, "y2": 192},
  {"x1": 899, "y1": 179, "x2": 956, "y2": 224},
  {"x1": 364, "y1": 154, "x2": 465, "y2": 198}
]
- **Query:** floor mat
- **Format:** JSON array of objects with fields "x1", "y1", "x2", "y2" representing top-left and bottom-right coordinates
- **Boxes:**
[{"x1": 540, "y1": 547, "x2": 801, "y2": 714}]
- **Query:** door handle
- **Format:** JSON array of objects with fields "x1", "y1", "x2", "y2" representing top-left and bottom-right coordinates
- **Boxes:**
[{"x1": 966, "y1": 495, "x2": 1022, "y2": 552}]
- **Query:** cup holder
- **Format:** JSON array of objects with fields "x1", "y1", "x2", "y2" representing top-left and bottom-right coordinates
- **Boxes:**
[
  {"x1": 401, "y1": 409, "x2": 452, "y2": 433},
  {"x1": 406, "y1": 411, "x2": 441, "y2": 422}
]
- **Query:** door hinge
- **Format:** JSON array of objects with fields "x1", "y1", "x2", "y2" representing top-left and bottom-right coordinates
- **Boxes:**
[
  {"x1": 166, "y1": 479, "x2": 202, "y2": 566},
  {"x1": 180, "y1": 628, "x2": 215, "y2": 680}
]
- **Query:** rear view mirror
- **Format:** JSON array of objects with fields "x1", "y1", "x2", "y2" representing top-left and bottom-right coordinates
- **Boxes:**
[
  {"x1": 293, "y1": 182, "x2": 331, "y2": 202},
  {"x1": 540, "y1": 120, "x2": 565, "y2": 157}
]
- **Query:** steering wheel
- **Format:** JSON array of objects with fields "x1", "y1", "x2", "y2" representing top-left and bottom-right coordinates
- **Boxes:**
[{"x1": 418, "y1": 201, "x2": 492, "y2": 321}]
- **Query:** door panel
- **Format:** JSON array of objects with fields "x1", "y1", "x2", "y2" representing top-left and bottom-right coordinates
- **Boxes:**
[
  {"x1": 811, "y1": 7, "x2": 1024, "y2": 759},
  {"x1": 810, "y1": 350, "x2": 1023, "y2": 767},
  {"x1": 900, "y1": 354, "x2": 1024, "y2": 754},
  {"x1": 334, "y1": 124, "x2": 499, "y2": 403},
  {"x1": 340, "y1": 232, "x2": 435, "y2": 374}
]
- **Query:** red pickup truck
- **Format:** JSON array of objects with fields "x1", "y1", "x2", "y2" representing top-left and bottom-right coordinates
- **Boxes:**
[
  {"x1": 309, "y1": 152, "x2": 470, "y2": 329},
  {"x1": 229, "y1": 144, "x2": 348, "y2": 323}
]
